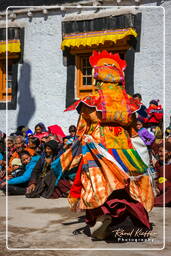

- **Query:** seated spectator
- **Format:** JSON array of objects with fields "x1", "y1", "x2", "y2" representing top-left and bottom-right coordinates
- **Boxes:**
[
  {"x1": 136, "y1": 119, "x2": 155, "y2": 146},
  {"x1": 41, "y1": 134, "x2": 59, "y2": 143},
  {"x1": 0, "y1": 151, "x2": 40, "y2": 195},
  {"x1": 26, "y1": 140, "x2": 73, "y2": 199},
  {"x1": 57, "y1": 136, "x2": 73, "y2": 157},
  {"x1": 0, "y1": 138, "x2": 6, "y2": 179},
  {"x1": 15, "y1": 125, "x2": 32, "y2": 138},
  {"x1": 1, "y1": 158, "x2": 23, "y2": 183},
  {"x1": 48, "y1": 124, "x2": 65, "y2": 143},
  {"x1": 154, "y1": 142, "x2": 171, "y2": 207},
  {"x1": 10, "y1": 158, "x2": 24, "y2": 178},
  {"x1": 6, "y1": 136, "x2": 16, "y2": 161},
  {"x1": 22, "y1": 127, "x2": 33, "y2": 144},
  {"x1": 0, "y1": 156, "x2": 6, "y2": 181},
  {"x1": 145, "y1": 99, "x2": 163, "y2": 129},
  {"x1": 9, "y1": 136, "x2": 35, "y2": 173},
  {"x1": 68, "y1": 125, "x2": 77, "y2": 139},
  {"x1": 27, "y1": 137, "x2": 41, "y2": 155},
  {"x1": 36, "y1": 122, "x2": 47, "y2": 132},
  {"x1": 34, "y1": 123, "x2": 49, "y2": 140}
]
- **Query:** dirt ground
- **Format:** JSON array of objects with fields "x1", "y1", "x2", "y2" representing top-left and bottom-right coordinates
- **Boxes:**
[{"x1": 0, "y1": 194, "x2": 170, "y2": 256}]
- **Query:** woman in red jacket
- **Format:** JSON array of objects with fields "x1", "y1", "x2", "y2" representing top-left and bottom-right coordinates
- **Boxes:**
[{"x1": 145, "y1": 100, "x2": 163, "y2": 128}]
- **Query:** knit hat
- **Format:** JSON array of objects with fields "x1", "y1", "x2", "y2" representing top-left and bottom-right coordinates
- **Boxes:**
[
  {"x1": 149, "y1": 100, "x2": 159, "y2": 106},
  {"x1": 45, "y1": 140, "x2": 59, "y2": 153},
  {"x1": 11, "y1": 158, "x2": 22, "y2": 166}
]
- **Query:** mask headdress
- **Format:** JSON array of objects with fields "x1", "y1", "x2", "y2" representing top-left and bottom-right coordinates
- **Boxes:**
[{"x1": 89, "y1": 50, "x2": 127, "y2": 71}]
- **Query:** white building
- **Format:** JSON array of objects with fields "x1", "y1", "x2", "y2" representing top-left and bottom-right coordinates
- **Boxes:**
[{"x1": 0, "y1": 0, "x2": 170, "y2": 135}]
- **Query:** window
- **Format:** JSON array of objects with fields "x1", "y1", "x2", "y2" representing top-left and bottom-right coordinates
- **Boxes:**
[
  {"x1": 74, "y1": 46, "x2": 127, "y2": 99},
  {"x1": 0, "y1": 27, "x2": 24, "y2": 109},
  {"x1": 63, "y1": 14, "x2": 142, "y2": 107},
  {"x1": 0, "y1": 60, "x2": 13, "y2": 102},
  {"x1": 0, "y1": 55, "x2": 19, "y2": 109},
  {"x1": 75, "y1": 53, "x2": 97, "y2": 98}
]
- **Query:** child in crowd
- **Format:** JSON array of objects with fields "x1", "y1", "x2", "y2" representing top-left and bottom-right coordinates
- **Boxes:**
[
  {"x1": 136, "y1": 119, "x2": 155, "y2": 146},
  {"x1": 0, "y1": 151, "x2": 40, "y2": 195},
  {"x1": 11, "y1": 158, "x2": 24, "y2": 178}
]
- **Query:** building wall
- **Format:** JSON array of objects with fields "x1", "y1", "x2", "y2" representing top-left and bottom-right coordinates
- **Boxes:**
[
  {"x1": 0, "y1": 2, "x2": 170, "y2": 135},
  {"x1": 134, "y1": 6, "x2": 164, "y2": 107},
  {"x1": 164, "y1": 0, "x2": 171, "y2": 126},
  {"x1": 0, "y1": 11, "x2": 79, "y2": 135}
]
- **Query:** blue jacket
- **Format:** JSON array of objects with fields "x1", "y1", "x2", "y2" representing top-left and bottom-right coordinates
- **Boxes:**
[
  {"x1": 8, "y1": 155, "x2": 40, "y2": 185},
  {"x1": 0, "y1": 152, "x2": 3, "y2": 170},
  {"x1": 50, "y1": 157, "x2": 63, "y2": 186},
  {"x1": 50, "y1": 156, "x2": 76, "y2": 186}
]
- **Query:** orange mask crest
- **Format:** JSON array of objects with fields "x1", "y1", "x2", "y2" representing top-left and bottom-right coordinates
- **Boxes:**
[{"x1": 89, "y1": 50, "x2": 127, "y2": 71}]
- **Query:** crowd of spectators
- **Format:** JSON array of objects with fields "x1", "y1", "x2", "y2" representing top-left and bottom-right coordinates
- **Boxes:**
[
  {"x1": 0, "y1": 123, "x2": 77, "y2": 198},
  {"x1": 0, "y1": 95, "x2": 170, "y2": 207}
]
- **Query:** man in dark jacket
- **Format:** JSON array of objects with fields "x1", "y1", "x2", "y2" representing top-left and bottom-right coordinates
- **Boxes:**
[
  {"x1": 26, "y1": 140, "x2": 58, "y2": 197},
  {"x1": 26, "y1": 139, "x2": 75, "y2": 199}
]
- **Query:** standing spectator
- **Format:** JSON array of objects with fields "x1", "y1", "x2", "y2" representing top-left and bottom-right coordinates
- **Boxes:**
[
  {"x1": 136, "y1": 119, "x2": 155, "y2": 146},
  {"x1": 145, "y1": 100, "x2": 163, "y2": 129},
  {"x1": 133, "y1": 93, "x2": 147, "y2": 122}
]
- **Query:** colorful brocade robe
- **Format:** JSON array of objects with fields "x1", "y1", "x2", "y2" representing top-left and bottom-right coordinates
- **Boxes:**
[{"x1": 57, "y1": 82, "x2": 154, "y2": 212}]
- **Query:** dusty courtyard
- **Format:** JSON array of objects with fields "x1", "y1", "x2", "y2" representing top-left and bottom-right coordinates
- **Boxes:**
[{"x1": 0, "y1": 194, "x2": 170, "y2": 256}]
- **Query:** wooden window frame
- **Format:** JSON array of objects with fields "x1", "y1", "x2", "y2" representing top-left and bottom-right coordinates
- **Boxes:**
[
  {"x1": 0, "y1": 59, "x2": 14, "y2": 102},
  {"x1": 0, "y1": 54, "x2": 19, "y2": 110},
  {"x1": 75, "y1": 53, "x2": 97, "y2": 99}
]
